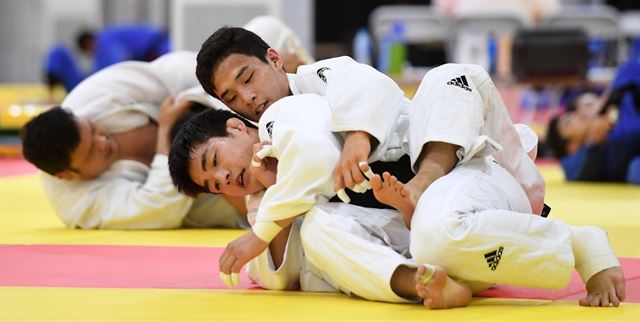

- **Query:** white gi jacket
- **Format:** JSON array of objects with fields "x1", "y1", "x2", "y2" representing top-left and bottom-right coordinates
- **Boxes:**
[
  {"x1": 41, "y1": 52, "x2": 240, "y2": 229},
  {"x1": 291, "y1": 58, "x2": 543, "y2": 214},
  {"x1": 287, "y1": 56, "x2": 408, "y2": 163}
]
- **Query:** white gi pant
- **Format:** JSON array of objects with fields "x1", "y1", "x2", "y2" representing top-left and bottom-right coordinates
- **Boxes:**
[
  {"x1": 409, "y1": 156, "x2": 617, "y2": 289},
  {"x1": 301, "y1": 203, "x2": 415, "y2": 303}
]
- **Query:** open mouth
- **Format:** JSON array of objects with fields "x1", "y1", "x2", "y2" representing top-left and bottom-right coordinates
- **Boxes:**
[
  {"x1": 238, "y1": 168, "x2": 245, "y2": 188},
  {"x1": 256, "y1": 101, "x2": 268, "y2": 118}
]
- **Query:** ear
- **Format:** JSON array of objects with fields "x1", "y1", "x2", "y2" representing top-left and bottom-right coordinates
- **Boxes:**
[
  {"x1": 54, "y1": 170, "x2": 79, "y2": 181},
  {"x1": 226, "y1": 117, "x2": 247, "y2": 133},
  {"x1": 266, "y1": 48, "x2": 284, "y2": 70}
]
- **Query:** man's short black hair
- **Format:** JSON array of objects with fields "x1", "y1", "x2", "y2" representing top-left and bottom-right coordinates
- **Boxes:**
[
  {"x1": 169, "y1": 108, "x2": 255, "y2": 197},
  {"x1": 546, "y1": 116, "x2": 568, "y2": 159},
  {"x1": 20, "y1": 106, "x2": 81, "y2": 175},
  {"x1": 169, "y1": 102, "x2": 208, "y2": 142},
  {"x1": 196, "y1": 27, "x2": 270, "y2": 99}
]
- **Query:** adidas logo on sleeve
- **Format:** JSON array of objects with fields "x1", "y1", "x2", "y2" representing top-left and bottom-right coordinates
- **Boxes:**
[{"x1": 447, "y1": 75, "x2": 472, "y2": 92}]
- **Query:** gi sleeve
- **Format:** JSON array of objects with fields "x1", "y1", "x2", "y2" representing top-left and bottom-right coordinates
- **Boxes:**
[
  {"x1": 297, "y1": 57, "x2": 405, "y2": 160},
  {"x1": 253, "y1": 95, "x2": 341, "y2": 242},
  {"x1": 41, "y1": 154, "x2": 193, "y2": 229},
  {"x1": 247, "y1": 218, "x2": 304, "y2": 290}
]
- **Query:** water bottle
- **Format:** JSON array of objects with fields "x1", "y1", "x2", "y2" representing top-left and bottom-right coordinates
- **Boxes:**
[
  {"x1": 377, "y1": 21, "x2": 406, "y2": 75},
  {"x1": 353, "y1": 27, "x2": 372, "y2": 66},
  {"x1": 388, "y1": 21, "x2": 407, "y2": 75}
]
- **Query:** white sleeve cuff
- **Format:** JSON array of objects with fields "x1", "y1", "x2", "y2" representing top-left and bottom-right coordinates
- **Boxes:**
[{"x1": 253, "y1": 221, "x2": 284, "y2": 243}]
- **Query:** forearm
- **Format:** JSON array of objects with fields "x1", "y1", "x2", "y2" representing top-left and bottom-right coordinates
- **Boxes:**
[{"x1": 155, "y1": 127, "x2": 171, "y2": 155}]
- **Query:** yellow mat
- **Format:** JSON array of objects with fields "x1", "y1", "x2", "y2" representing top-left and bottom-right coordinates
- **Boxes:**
[{"x1": 1, "y1": 164, "x2": 639, "y2": 321}]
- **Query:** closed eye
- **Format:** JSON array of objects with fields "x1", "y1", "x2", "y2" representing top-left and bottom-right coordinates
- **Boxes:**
[{"x1": 245, "y1": 72, "x2": 253, "y2": 84}]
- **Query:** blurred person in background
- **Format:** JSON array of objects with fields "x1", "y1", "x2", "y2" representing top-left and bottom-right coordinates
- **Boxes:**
[
  {"x1": 43, "y1": 17, "x2": 311, "y2": 102},
  {"x1": 546, "y1": 60, "x2": 640, "y2": 184},
  {"x1": 25, "y1": 52, "x2": 248, "y2": 230},
  {"x1": 44, "y1": 24, "x2": 170, "y2": 101}
]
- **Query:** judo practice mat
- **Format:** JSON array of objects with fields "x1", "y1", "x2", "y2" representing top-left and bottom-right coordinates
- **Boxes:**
[{"x1": 1, "y1": 158, "x2": 639, "y2": 321}]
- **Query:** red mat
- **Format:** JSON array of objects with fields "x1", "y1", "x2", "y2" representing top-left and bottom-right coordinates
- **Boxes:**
[
  {"x1": 0, "y1": 158, "x2": 37, "y2": 177},
  {"x1": 1, "y1": 244, "x2": 637, "y2": 302},
  {"x1": 0, "y1": 244, "x2": 258, "y2": 289}
]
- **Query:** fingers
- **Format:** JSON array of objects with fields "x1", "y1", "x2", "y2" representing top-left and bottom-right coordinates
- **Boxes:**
[
  {"x1": 252, "y1": 144, "x2": 273, "y2": 167},
  {"x1": 338, "y1": 160, "x2": 374, "y2": 194},
  {"x1": 255, "y1": 145, "x2": 273, "y2": 159},
  {"x1": 160, "y1": 95, "x2": 175, "y2": 109},
  {"x1": 219, "y1": 272, "x2": 241, "y2": 288},
  {"x1": 359, "y1": 161, "x2": 374, "y2": 179},
  {"x1": 336, "y1": 188, "x2": 350, "y2": 203},
  {"x1": 219, "y1": 272, "x2": 233, "y2": 287},
  {"x1": 219, "y1": 250, "x2": 242, "y2": 288}
]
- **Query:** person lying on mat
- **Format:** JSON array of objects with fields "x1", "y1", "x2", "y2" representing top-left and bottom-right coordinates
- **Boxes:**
[
  {"x1": 193, "y1": 26, "x2": 623, "y2": 307},
  {"x1": 21, "y1": 16, "x2": 314, "y2": 230},
  {"x1": 22, "y1": 52, "x2": 248, "y2": 229},
  {"x1": 546, "y1": 60, "x2": 640, "y2": 184},
  {"x1": 169, "y1": 94, "x2": 625, "y2": 308},
  {"x1": 169, "y1": 100, "x2": 474, "y2": 309}
]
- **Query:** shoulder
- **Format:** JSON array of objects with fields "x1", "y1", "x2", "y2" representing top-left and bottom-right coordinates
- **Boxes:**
[{"x1": 258, "y1": 94, "x2": 331, "y2": 141}]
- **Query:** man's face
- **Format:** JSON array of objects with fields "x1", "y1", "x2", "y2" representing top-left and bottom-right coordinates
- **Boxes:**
[
  {"x1": 557, "y1": 112, "x2": 590, "y2": 154},
  {"x1": 188, "y1": 118, "x2": 264, "y2": 196},
  {"x1": 212, "y1": 49, "x2": 290, "y2": 122},
  {"x1": 66, "y1": 118, "x2": 119, "y2": 179}
]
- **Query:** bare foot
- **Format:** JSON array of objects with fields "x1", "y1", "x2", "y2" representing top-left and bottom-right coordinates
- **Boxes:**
[
  {"x1": 579, "y1": 267, "x2": 626, "y2": 307},
  {"x1": 415, "y1": 264, "x2": 472, "y2": 309},
  {"x1": 371, "y1": 172, "x2": 416, "y2": 227}
]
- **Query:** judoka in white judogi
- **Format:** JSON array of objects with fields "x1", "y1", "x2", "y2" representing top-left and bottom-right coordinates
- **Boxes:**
[
  {"x1": 245, "y1": 94, "x2": 416, "y2": 302},
  {"x1": 41, "y1": 52, "x2": 242, "y2": 229},
  {"x1": 243, "y1": 63, "x2": 619, "y2": 302}
]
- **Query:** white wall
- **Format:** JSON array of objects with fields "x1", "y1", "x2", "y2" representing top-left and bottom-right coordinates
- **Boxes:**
[
  {"x1": 0, "y1": 0, "x2": 312, "y2": 83},
  {"x1": 0, "y1": 0, "x2": 102, "y2": 83},
  {"x1": 171, "y1": 0, "x2": 314, "y2": 54}
]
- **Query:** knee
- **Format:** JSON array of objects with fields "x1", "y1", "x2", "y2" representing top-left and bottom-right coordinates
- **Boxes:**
[{"x1": 409, "y1": 211, "x2": 469, "y2": 264}]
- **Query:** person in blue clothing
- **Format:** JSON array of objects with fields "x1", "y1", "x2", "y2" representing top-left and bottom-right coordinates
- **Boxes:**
[
  {"x1": 43, "y1": 44, "x2": 87, "y2": 98},
  {"x1": 84, "y1": 25, "x2": 171, "y2": 71},
  {"x1": 43, "y1": 25, "x2": 170, "y2": 99},
  {"x1": 546, "y1": 60, "x2": 640, "y2": 184}
]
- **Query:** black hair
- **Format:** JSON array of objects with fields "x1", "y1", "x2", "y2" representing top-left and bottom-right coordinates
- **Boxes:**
[
  {"x1": 76, "y1": 29, "x2": 95, "y2": 52},
  {"x1": 196, "y1": 27, "x2": 270, "y2": 98},
  {"x1": 169, "y1": 108, "x2": 256, "y2": 197},
  {"x1": 20, "y1": 106, "x2": 81, "y2": 175},
  {"x1": 546, "y1": 116, "x2": 568, "y2": 159},
  {"x1": 169, "y1": 102, "x2": 208, "y2": 142}
]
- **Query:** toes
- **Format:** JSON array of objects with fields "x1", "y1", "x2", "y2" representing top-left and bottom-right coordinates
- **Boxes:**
[
  {"x1": 370, "y1": 174, "x2": 383, "y2": 191},
  {"x1": 610, "y1": 293, "x2": 620, "y2": 307},
  {"x1": 423, "y1": 298, "x2": 434, "y2": 308},
  {"x1": 579, "y1": 297, "x2": 590, "y2": 307},
  {"x1": 616, "y1": 278, "x2": 626, "y2": 302},
  {"x1": 415, "y1": 265, "x2": 426, "y2": 281},
  {"x1": 394, "y1": 181, "x2": 405, "y2": 194}
]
